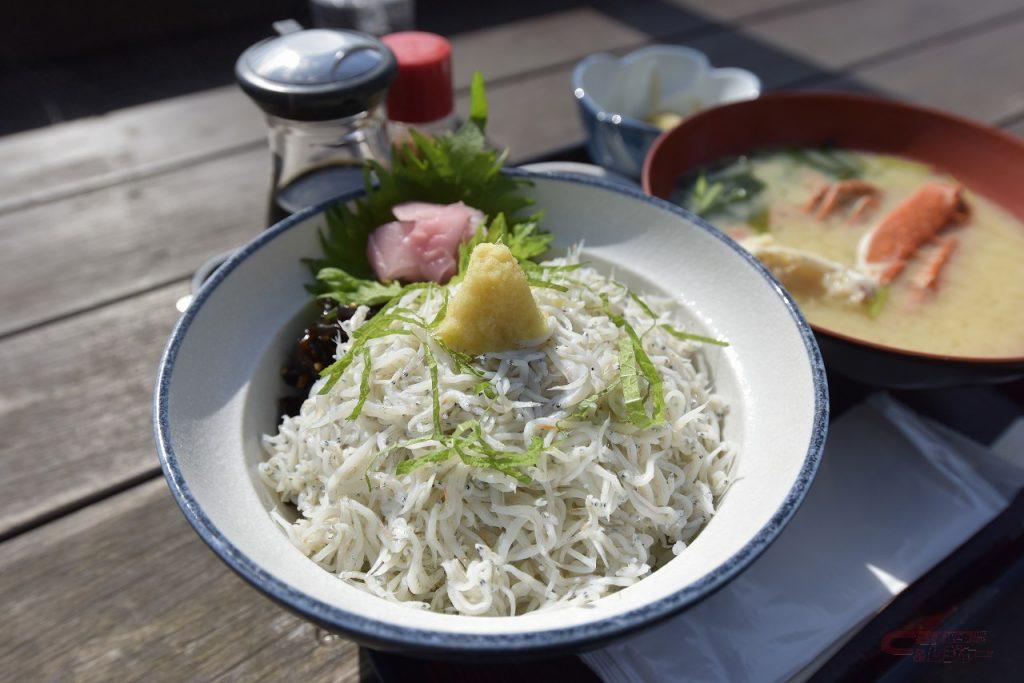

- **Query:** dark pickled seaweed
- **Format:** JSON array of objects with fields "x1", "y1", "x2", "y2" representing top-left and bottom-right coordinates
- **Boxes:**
[{"x1": 278, "y1": 300, "x2": 364, "y2": 416}]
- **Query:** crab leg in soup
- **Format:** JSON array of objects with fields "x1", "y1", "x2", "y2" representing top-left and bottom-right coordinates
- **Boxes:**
[
  {"x1": 857, "y1": 182, "x2": 968, "y2": 285},
  {"x1": 806, "y1": 179, "x2": 880, "y2": 221},
  {"x1": 677, "y1": 149, "x2": 1024, "y2": 358}
]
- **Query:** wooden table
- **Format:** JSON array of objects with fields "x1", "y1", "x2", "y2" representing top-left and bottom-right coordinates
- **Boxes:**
[{"x1": 4, "y1": 1, "x2": 1024, "y2": 680}]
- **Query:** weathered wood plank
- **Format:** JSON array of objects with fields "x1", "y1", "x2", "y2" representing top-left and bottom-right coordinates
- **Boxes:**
[
  {"x1": 0, "y1": 148, "x2": 268, "y2": 337},
  {"x1": 0, "y1": 479, "x2": 363, "y2": 682},
  {"x1": 6, "y1": 0, "x2": 1024, "y2": 341},
  {"x1": 746, "y1": 0, "x2": 1024, "y2": 74},
  {"x1": 808, "y1": 15, "x2": 1024, "y2": 124},
  {"x1": 450, "y1": 7, "x2": 652, "y2": 90},
  {"x1": 0, "y1": 0, "x2": 845, "y2": 214},
  {"x1": 5, "y1": 0, "x2": 1024, "y2": 534},
  {"x1": 0, "y1": 87, "x2": 264, "y2": 214},
  {"x1": 0, "y1": 8, "x2": 657, "y2": 214},
  {"x1": 480, "y1": 0, "x2": 1024, "y2": 162},
  {"x1": 0, "y1": 283, "x2": 185, "y2": 536},
  {"x1": 678, "y1": 0, "x2": 844, "y2": 20},
  {"x1": 466, "y1": 4, "x2": 852, "y2": 162},
  {"x1": 7, "y1": 0, "x2": 1023, "y2": 339},
  {"x1": 469, "y1": 16, "x2": 818, "y2": 160}
]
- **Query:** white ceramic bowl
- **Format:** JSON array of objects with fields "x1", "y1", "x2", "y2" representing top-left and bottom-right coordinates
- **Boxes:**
[{"x1": 155, "y1": 171, "x2": 827, "y2": 657}]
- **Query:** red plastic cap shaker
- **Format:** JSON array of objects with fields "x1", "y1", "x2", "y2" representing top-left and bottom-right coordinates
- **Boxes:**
[{"x1": 382, "y1": 31, "x2": 454, "y2": 124}]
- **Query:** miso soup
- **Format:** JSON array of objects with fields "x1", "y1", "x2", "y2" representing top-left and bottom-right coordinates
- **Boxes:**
[{"x1": 677, "y1": 149, "x2": 1024, "y2": 358}]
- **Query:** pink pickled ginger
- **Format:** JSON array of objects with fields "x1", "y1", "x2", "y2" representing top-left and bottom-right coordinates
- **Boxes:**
[{"x1": 367, "y1": 201, "x2": 484, "y2": 283}]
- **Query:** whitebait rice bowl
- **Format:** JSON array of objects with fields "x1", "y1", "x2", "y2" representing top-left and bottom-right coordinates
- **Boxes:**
[{"x1": 260, "y1": 253, "x2": 736, "y2": 616}]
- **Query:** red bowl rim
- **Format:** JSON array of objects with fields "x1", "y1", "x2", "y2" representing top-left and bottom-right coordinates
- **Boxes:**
[{"x1": 641, "y1": 90, "x2": 1024, "y2": 367}]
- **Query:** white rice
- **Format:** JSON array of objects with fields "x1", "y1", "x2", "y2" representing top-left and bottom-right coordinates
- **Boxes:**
[{"x1": 260, "y1": 251, "x2": 736, "y2": 616}]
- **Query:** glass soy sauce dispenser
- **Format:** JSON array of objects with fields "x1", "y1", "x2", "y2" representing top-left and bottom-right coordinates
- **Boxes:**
[{"x1": 235, "y1": 26, "x2": 397, "y2": 226}]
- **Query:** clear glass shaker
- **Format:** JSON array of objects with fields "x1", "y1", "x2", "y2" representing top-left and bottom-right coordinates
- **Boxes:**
[
  {"x1": 235, "y1": 28, "x2": 397, "y2": 226},
  {"x1": 309, "y1": 0, "x2": 415, "y2": 36}
]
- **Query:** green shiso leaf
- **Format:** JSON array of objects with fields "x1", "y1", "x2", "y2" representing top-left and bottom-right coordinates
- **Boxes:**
[
  {"x1": 599, "y1": 293, "x2": 665, "y2": 428},
  {"x1": 316, "y1": 267, "x2": 406, "y2": 306},
  {"x1": 455, "y1": 214, "x2": 555, "y2": 281},
  {"x1": 396, "y1": 447, "x2": 453, "y2": 475},
  {"x1": 469, "y1": 70, "x2": 488, "y2": 129},
  {"x1": 629, "y1": 292, "x2": 658, "y2": 319},
  {"x1": 394, "y1": 420, "x2": 543, "y2": 483},
  {"x1": 365, "y1": 436, "x2": 435, "y2": 489},
  {"x1": 455, "y1": 426, "x2": 543, "y2": 484},
  {"x1": 785, "y1": 148, "x2": 864, "y2": 180},
  {"x1": 618, "y1": 336, "x2": 646, "y2": 426},
  {"x1": 424, "y1": 343, "x2": 443, "y2": 438},
  {"x1": 866, "y1": 286, "x2": 889, "y2": 318},
  {"x1": 428, "y1": 289, "x2": 450, "y2": 329},
  {"x1": 559, "y1": 379, "x2": 620, "y2": 425},
  {"x1": 747, "y1": 207, "x2": 771, "y2": 234},
  {"x1": 306, "y1": 75, "x2": 542, "y2": 292},
  {"x1": 526, "y1": 277, "x2": 568, "y2": 292},
  {"x1": 622, "y1": 323, "x2": 665, "y2": 429},
  {"x1": 319, "y1": 326, "x2": 404, "y2": 395},
  {"x1": 433, "y1": 337, "x2": 485, "y2": 378},
  {"x1": 347, "y1": 347, "x2": 372, "y2": 420},
  {"x1": 474, "y1": 380, "x2": 497, "y2": 399},
  {"x1": 660, "y1": 324, "x2": 730, "y2": 347},
  {"x1": 318, "y1": 292, "x2": 424, "y2": 393}
]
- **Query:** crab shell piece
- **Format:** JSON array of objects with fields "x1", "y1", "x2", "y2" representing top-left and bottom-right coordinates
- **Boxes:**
[{"x1": 740, "y1": 234, "x2": 878, "y2": 306}]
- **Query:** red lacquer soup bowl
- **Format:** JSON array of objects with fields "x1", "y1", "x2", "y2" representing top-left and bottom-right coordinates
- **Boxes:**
[{"x1": 643, "y1": 91, "x2": 1024, "y2": 388}]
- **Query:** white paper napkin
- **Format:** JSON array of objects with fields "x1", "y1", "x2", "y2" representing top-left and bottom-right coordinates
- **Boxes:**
[{"x1": 583, "y1": 394, "x2": 1024, "y2": 683}]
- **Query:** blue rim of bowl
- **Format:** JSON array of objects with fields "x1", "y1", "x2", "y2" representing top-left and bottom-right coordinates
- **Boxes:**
[{"x1": 154, "y1": 168, "x2": 828, "y2": 656}]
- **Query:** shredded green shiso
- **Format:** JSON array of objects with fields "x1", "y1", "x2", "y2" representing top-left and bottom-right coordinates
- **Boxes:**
[
  {"x1": 320, "y1": 275, "x2": 730, "y2": 487},
  {"x1": 660, "y1": 324, "x2": 730, "y2": 347},
  {"x1": 682, "y1": 156, "x2": 765, "y2": 221}
]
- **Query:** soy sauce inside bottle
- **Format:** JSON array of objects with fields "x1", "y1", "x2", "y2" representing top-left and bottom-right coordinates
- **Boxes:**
[
  {"x1": 235, "y1": 27, "x2": 397, "y2": 226},
  {"x1": 264, "y1": 120, "x2": 378, "y2": 225}
]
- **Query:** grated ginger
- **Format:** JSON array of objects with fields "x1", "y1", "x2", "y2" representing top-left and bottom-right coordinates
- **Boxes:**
[{"x1": 437, "y1": 243, "x2": 548, "y2": 354}]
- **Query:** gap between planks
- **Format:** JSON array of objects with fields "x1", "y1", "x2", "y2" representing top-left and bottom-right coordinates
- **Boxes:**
[
  {"x1": 2, "y1": 126, "x2": 1022, "y2": 544},
  {"x1": 0, "y1": 478, "x2": 365, "y2": 683},
  {"x1": 4, "y1": 0, "x2": 1024, "y2": 545},
  {"x1": 785, "y1": 3, "x2": 1024, "y2": 90},
  {"x1": 0, "y1": 281, "x2": 190, "y2": 539},
  {"x1": 0, "y1": 0, "x2": 861, "y2": 217},
  {"x1": 5, "y1": 0, "x2": 1018, "y2": 219},
  {"x1": 5, "y1": 0, "x2": 1024, "y2": 344}
]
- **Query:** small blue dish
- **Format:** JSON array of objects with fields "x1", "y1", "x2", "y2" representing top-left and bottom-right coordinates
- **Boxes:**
[{"x1": 573, "y1": 46, "x2": 760, "y2": 178}]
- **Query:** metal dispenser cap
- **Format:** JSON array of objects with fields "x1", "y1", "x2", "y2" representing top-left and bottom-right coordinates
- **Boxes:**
[{"x1": 236, "y1": 28, "x2": 397, "y2": 120}]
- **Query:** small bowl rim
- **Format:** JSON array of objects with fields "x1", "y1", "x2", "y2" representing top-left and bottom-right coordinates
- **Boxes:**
[
  {"x1": 572, "y1": 48, "x2": 760, "y2": 136},
  {"x1": 154, "y1": 169, "x2": 828, "y2": 655},
  {"x1": 642, "y1": 90, "x2": 1024, "y2": 367},
  {"x1": 572, "y1": 52, "x2": 663, "y2": 134}
]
